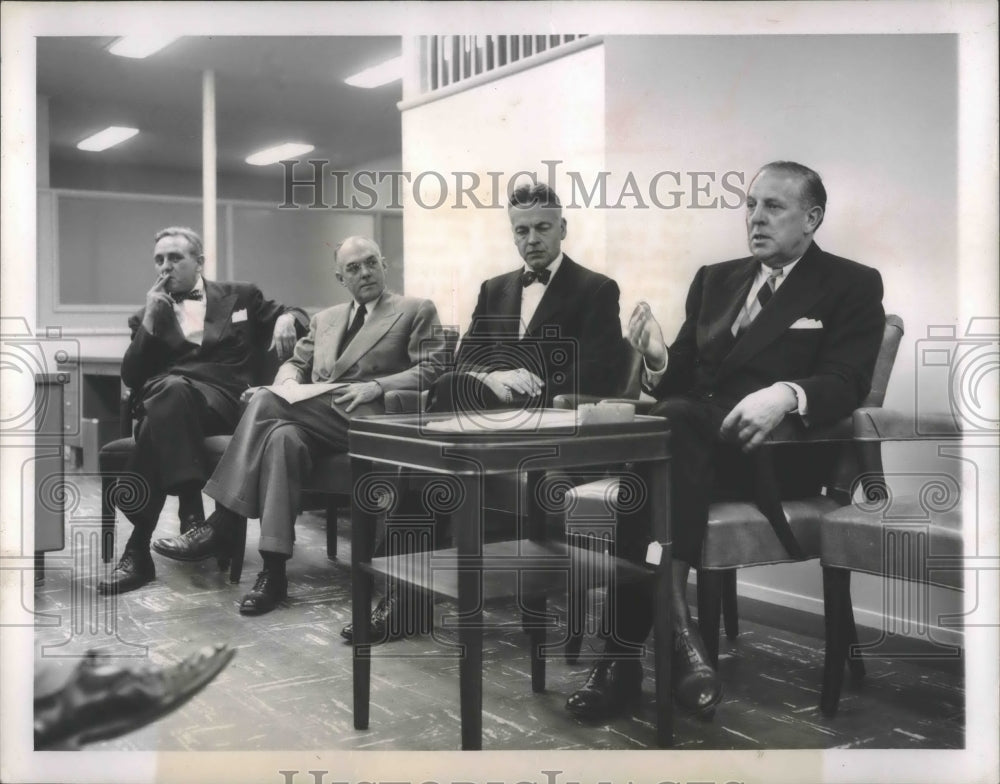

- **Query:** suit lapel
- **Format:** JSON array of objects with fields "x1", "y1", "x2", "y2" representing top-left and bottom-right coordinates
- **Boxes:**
[
  {"x1": 331, "y1": 293, "x2": 403, "y2": 379},
  {"x1": 496, "y1": 271, "x2": 523, "y2": 336},
  {"x1": 525, "y1": 256, "x2": 577, "y2": 337},
  {"x1": 718, "y1": 243, "x2": 827, "y2": 379},
  {"x1": 201, "y1": 281, "x2": 238, "y2": 348},
  {"x1": 702, "y1": 260, "x2": 757, "y2": 350}
]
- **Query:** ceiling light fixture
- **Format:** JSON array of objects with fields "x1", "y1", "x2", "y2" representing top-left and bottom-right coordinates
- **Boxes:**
[
  {"x1": 76, "y1": 126, "x2": 140, "y2": 152},
  {"x1": 108, "y1": 35, "x2": 181, "y2": 59},
  {"x1": 245, "y1": 143, "x2": 316, "y2": 167},
  {"x1": 344, "y1": 56, "x2": 403, "y2": 88}
]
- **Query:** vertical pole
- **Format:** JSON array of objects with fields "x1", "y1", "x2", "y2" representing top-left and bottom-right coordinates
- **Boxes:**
[{"x1": 202, "y1": 69, "x2": 217, "y2": 279}]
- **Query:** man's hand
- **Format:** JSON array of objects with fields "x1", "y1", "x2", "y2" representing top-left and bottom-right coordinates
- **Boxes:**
[
  {"x1": 627, "y1": 302, "x2": 667, "y2": 370},
  {"x1": 719, "y1": 384, "x2": 798, "y2": 452},
  {"x1": 269, "y1": 313, "x2": 298, "y2": 360},
  {"x1": 334, "y1": 381, "x2": 383, "y2": 413},
  {"x1": 141, "y1": 273, "x2": 176, "y2": 334},
  {"x1": 483, "y1": 368, "x2": 544, "y2": 402}
]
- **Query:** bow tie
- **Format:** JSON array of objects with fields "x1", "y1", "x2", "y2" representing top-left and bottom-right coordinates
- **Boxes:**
[
  {"x1": 521, "y1": 268, "x2": 551, "y2": 287},
  {"x1": 171, "y1": 289, "x2": 204, "y2": 303}
]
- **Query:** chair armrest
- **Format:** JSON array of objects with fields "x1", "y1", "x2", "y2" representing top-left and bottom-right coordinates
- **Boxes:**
[
  {"x1": 852, "y1": 407, "x2": 965, "y2": 441},
  {"x1": 384, "y1": 389, "x2": 425, "y2": 414},
  {"x1": 765, "y1": 416, "x2": 854, "y2": 445}
]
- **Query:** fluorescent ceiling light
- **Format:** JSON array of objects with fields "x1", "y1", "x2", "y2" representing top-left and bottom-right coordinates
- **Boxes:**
[
  {"x1": 108, "y1": 35, "x2": 180, "y2": 59},
  {"x1": 77, "y1": 126, "x2": 140, "y2": 152},
  {"x1": 344, "y1": 56, "x2": 402, "y2": 88},
  {"x1": 245, "y1": 143, "x2": 315, "y2": 167}
]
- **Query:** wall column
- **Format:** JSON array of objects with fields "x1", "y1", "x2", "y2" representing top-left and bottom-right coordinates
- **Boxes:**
[{"x1": 202, "y1": 69, "x2": 217, "y2": 277}]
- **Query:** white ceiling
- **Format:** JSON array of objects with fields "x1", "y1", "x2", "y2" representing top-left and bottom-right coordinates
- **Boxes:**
[{"x1": 37, "y1": 36, "x2": 403, "y2": 175}]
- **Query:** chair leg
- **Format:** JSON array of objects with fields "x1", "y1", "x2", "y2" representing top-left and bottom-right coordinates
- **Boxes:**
[
  {"x1": 846, "y1": 594, "x2": 866, "y2": 683},
  {"x1": 696, "y1": 569, "x2": 723, "y2": 668},
  {"x1": 820, "y1": 566, "x2": 852, "y2": 717},
  {"x1": 721, "y1": 568, "x2": 739, "y2": 641},
  {"x1": 326, "y1": 499, "x2": 340, "y2": 560},
  {"x1": 228, "y1": 517, "x2": 248, "y2": 584},
  {"x1": 101, "y1": 474, "x2": 116, "y2": 563}
]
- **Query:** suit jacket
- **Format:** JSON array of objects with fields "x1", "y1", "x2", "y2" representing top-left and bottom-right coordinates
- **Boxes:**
[
  {"x1": 455, "y1": 255, "x2": 623, "y2": 404},
  {"x1": 273, "y1": 291, "x2": 446, "y2": 418},
  {"x1": 122, "y1": 280, "x2": 307, "y2": 411},
  {"x1": 654, "y1": 241, "x2": 885, "y2": 428}
]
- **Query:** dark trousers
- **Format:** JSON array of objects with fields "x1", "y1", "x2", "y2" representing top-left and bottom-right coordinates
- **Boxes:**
[
  {"x1": 605, "y1": 395, "x2": 828, "y2": 651},
  {"x1": 128, "y1": 374, "x2": 240, "y2": 530},
  {"x1": 204, "y1": 390, "x2": 349, "y2": 557}
]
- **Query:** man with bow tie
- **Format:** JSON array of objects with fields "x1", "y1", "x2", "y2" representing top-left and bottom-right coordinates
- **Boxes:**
[
  {"x1": 152, "y1": 236, "x2": 446, "y2": 616},
  {"x1": 565, "y1": 162, "x2": 885, "y2": 724},
  {"x1": 427, "y1": 182, "x2": 623, "y2": 412},
  {"x1": 100, "y1": 227, "x2": 306, "y2": 595}
]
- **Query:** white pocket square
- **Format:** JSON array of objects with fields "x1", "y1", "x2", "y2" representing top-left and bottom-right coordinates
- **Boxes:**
[
  {"x1": 790, "y1": 317, "x2": 823, "y2": 329},
  {"x1": 231, "y1": 308, "x2": 248, "y2": 323}
]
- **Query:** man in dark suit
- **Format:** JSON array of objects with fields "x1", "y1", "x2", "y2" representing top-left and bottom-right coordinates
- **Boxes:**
[
  {"x1": 565, "y1": 162, "x2": 885, "y2": 722},
  {"x1": 153, "y1": 236, "x2": 446, "y2": 616},
  {"x1": 427, "y1": 182, "x2": 623, "y2": 412},
  {"x1": 98, "y1": 227, "x2": 306, "y2": 595}
]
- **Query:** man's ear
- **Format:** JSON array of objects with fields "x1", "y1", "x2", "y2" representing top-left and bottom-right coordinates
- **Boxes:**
[
  {"x1": 805, "y1": 206, "x2": 824, "y2": 232},
  {"x1": 559, "y1": 217, "x2": 567, "y2": 240},
  {"x1": 335, "y1": 272, "x2": 346, "y2": 287}
]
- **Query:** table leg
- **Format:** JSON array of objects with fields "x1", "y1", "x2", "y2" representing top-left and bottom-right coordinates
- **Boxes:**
[
  {"x1": 649, "y1": 455, "x2": 674, "y2": 748},
  {"x1": 522, "y1": 470, "x2": 546, "y2": 692},
  {"x1": 456, "y1": 473, "x2": 483, "y2": 750},
  {"x1": 351, "y1": 457, "x2": 375, "y2": 731}
]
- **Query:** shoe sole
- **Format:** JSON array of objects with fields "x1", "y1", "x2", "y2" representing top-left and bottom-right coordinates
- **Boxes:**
[
  {"x1": 96, "y1": 577, "x2": 154, "y2": 595},
  {"x1": 151, "y1": 544, "x2": 223, "y2": 563}
]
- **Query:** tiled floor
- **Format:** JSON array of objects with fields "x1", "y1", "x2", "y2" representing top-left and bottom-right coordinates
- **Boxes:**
[{"x1": 33, "y1": 474, "x2": 965, "y2": 752}]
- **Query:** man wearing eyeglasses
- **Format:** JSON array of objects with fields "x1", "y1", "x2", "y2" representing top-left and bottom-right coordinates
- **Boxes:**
[{"x1": 153, "y1": 236, "x2": 446, "y2": 615}]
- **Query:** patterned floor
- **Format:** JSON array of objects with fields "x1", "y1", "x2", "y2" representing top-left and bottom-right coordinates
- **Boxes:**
[{"x1": 33, "y1": 475, "x2": 964, "y2": 752}]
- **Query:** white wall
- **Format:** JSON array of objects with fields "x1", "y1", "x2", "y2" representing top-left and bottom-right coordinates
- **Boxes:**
[{"x1": 401, "y1": 43, "x2": 607, "y2": 332}]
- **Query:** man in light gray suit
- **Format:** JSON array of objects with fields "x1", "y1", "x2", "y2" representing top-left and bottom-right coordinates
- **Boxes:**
[{"x1": 153, "y1": 236, "x2": 445, "y2": 615}]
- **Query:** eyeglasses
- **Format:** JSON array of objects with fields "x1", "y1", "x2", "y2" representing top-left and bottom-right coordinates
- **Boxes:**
[{"x1": 342, "y1": 256, "x2": 383, "y2": 276}]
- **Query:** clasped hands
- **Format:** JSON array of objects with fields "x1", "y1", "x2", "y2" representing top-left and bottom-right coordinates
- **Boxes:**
[{"x1": 627, "y1": 301, "x2": 796, "y2": 452}]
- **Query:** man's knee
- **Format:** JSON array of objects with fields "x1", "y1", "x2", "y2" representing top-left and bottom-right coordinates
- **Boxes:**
[
  {"x1": 139, "y1": 375, "x2": 199, "y2": 419},
  {"x1": 244, "y1": 388, "x2": 287, "y2": 421}
]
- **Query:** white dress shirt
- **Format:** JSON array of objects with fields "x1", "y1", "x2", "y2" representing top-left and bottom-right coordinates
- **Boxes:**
[
  {"x1": 173, "y1": 276, "x2": 207, "y2": 345},
  {"x1": 519, "y1": 253, "x2": 563, "y2": 339}
]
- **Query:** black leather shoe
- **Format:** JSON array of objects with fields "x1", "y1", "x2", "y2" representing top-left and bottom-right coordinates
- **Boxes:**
[
  {"x1": 152, "y1": 519, "x2": 228, "y2": 562},
  {"x1": 565, "y1": 657, "x2": 643, "y2": 722},
  {"x1": 238, "y1": 570, "x2": 288, "y2": 615},
  {"x1": 178, "y1": 512, "x2": 203, "y2": 536},
  {"x1": 97, "y1": 548, "x2": 155, "y2": 595},
  {"x1": 35, "y1": 644, "x2": 235, "y2": 750},
  {"x1": 672, "y1": 623, "x2": 722, "y2": 718},
  {"x1": 341, "y1": 589, "x2": 417, "y2": 644}
]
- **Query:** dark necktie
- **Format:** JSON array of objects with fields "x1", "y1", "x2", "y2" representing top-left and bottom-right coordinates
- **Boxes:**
[
  {"x1": 521, "y1": 267, "x2": 552, "y2": 287},
  {"x1": 756, "y1": 266, "x2": 783, "y2": 309},
  {"x1": 171, "y1": 289, "x2": 204, "y2": 303},
  {"x1": 734, "y1": 265, "x2": 783, "y2": 336},
  {"x1": 337, "y1": 304, "x2": 367, "y2": 357}
]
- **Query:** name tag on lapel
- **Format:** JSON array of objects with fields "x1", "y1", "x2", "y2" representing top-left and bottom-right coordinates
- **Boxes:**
[
  {"x1": 790, "y1": 317, "x2": 823, "y2": 329},
  {"x1": 231, "y1": 308, "x2": 248, "y2": 324}
]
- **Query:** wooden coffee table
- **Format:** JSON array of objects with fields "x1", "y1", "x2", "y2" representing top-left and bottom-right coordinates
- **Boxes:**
[{"x1": 348, "y1": 410, "x2": 673, "y2": 749}]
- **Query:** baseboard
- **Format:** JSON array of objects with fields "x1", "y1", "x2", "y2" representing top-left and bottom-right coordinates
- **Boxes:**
[{"x1": 733, "y1": 576, "x2": 965, "y2": 652}]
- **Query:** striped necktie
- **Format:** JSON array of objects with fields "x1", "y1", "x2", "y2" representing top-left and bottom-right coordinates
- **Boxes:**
[{"x1": 733, "y1": 266, "x2": 783, "y2": 336}]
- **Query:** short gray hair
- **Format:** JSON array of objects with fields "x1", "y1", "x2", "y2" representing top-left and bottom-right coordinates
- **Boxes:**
[{"x1": 154, "y1": 226, "x2": 204, "y2": 258}]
